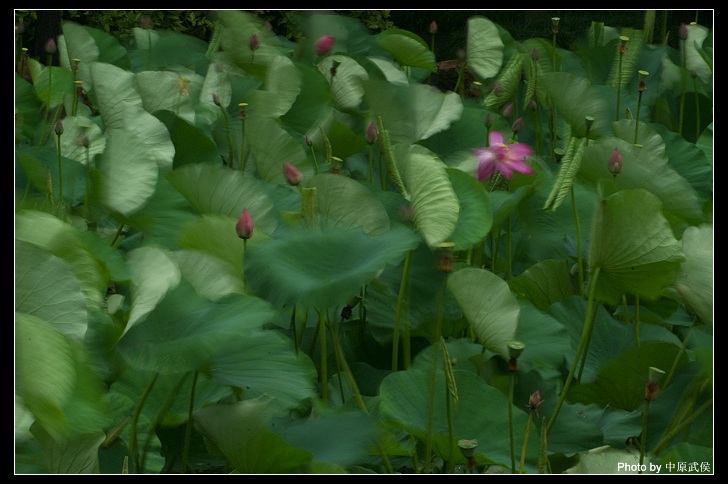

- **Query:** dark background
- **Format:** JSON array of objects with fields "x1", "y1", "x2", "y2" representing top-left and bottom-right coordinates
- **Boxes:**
[{"x1": 16, "y1": 10, "x2": 713, "y2": 65}]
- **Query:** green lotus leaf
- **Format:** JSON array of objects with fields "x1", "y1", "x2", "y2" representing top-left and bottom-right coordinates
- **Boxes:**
[
  {"x1": 167, "y1": 163, "x2": 277, "y2": 235},
  {"x1": 245, "y1": 225, "x2": 420, "y2": 309},
  {"x1": 137, "y1": 69, "x2": 203, "y2": 124},
  {"x1": 447, "y1": 267, "x2": 519, "y2": 358},
  {"x1": 124, "y1": 246, "x2": 181, "y2": 334},
  {"x1": 375, "y1": 28, "x2": 436, "y2": 72},
  {"x1": 509, "y1": 259, "x2": 578, "y2": 311},
  {"x1": 403, "y1": 152, "x2": 459, "y2": 248},
  {"x1": 248, "y1": 116, "x2": 310, "y2": 185},
  {"x1": 117, "y1": 283, "x2": 274, "y2": 373},
  {"x1": 319, "y1": 55, "x2": 368, "y2": 110},
  {"x1": 446, "y1": 167, "x2": 492, "y2": 251},
  {"x1": 670, "y1": 224, "x2": 713, "y2": 325},
  {"x1": 194, "y1": 397, "x2": 313, "y2": 474},
  {"x1": 15, "y1": 240, "x2": 88, "y2": 340},
  {"x1": 588, "y1": 188, "x2": 684, "y2": 304},
  {"x1": 466, "y1": 16, "x2": 505, "y2": 81},
  {"x1": 306, "y1": 173, "x2": 390, "y2": 235}
]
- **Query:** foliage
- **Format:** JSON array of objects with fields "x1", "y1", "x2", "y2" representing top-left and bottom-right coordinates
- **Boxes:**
[{"x1": 15, "y1": 9, "x2": 713, "y2": 475}]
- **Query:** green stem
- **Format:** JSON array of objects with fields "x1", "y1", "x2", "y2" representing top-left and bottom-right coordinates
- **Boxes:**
[
  {"x1": 576, "y1": 307, "x2": 597, "y2": 382},
  {"x1": 693, "y1": 75, "x2": 700, "y2": 138},
  {"x1": 546, "y1": 267, "x2": 601, "y2": 434},
  {"x1": 329, "y1": 317, "x2": 394, "y2": 473},
  {"x1": 634, "y1": 294, "x2": 641, "y2": 346},
  {"x1": 651, "y1": 397, "x2": 712, "y2": 456},
  {"x1": 571, "y1": 188, "x2": 584, "y2": 297},
  {"x1": 56, "y1": 131, "x2": 64, "y2": 218},
  {"x1": 240, "y1": 119, "x2": 247, "y2": 173},
  {"x1": 368, "y1": 145, "x2": 374, "y2": 185},
  {"x1": 508, "y1": 372, "x2": 516, "y2": 472},
  {"x1": 444, "y1": 365, "x2": 455, "y2": 474},
  {"x1": 638, "y1": 400, "x2": 650, "y2": 472},
  {"x1": 616, "y1": 52, "x2": 624, "y2": 121},
  {"x1": 142, "y1": 372, "x2": 189, "y2": 472},
  {"x1": 678, "y1": 40, "x2": 687, "y2": 136},
  {"x1": 663, "y1": 329, "x2": 690, "y2": 388},
  {"x1": 392, "y1": 250, "x2": 413, "y2": 371},
  {"x1": 634, "y1": 90, "x2": 644, "y2": 144},
  {"x1": 218, "y1": 104, "x2": 234, "y2": 169},
  {"x1": 180, "y1": 370, "x2": 199, "y2": 474},
  {"x1": 506, "y1": 216, "x2": 513, "y2": 281},
  {"x1": 130, "y1": 372, "x2": 159, "y2": 473},
  {"x1": 318, "y1": 310, "x2": 328, "y2": 404},
  {"x1": 519, "y1": 411, "x2": 534, "y2": 473},
  {"x1": 310, "y1": 144, "x2": 320, "y2": 175}
]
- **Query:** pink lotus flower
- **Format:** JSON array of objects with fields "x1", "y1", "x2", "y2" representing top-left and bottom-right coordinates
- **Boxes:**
[
  {"x1": 314, "y1": 35, "x2": 335, "y2": 56},
  {"x1": 473, "y1": 131, "x2": 533, "y2": 181},
  {"x1": 236, "y1": 208, "x2": 254, "y2": 239}
]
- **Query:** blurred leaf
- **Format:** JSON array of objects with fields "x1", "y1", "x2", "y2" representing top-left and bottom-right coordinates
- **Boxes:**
[
  {"x1": 669, "y1": 224, "x2": 713, "y2": 326},
  {"x1": 510, "y1": 259, "x2": 578, "y2": 311},
  {"x1": 124, "y1": 246, "x2": 181, "y2": 334},
  {"x1": 245, "y1": 225, "x2": 420, "y2": 309},
  {"x1": 375, "y1": 28, "x2": 436, "y2": 72},
  {"x1": 466, "y1": 16, "x2": 505, "y2": 81},
  {"x1": 306, "y1": 173, "x2": 390, "y2": 235},
  {"x1": 167, "y1": 163, "x2": 278, "y2": 235},
  {"x1": 30, "y1": 424, "x2": 104, "y2": 474},
  {"x1": 364, "y1": 80, "x2": 463, "y2": 144},
  {"x1": 447, "y1": 267, "x2": 519, "y2": 358},
  {"x1": 194, "y1": 397, "x2": 314, "y2": 473},
  {"x1": 15, "y1": 240, "x2": 88, "y2": 340},
  {"x1": 403, "y1": 152, "x2": 459, "y2": 248},
  {"x1": 446, "y1": 167, "x2": 492, "y2": 251}
]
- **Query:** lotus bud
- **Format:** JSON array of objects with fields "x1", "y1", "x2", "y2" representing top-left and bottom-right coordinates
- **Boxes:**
[
  {"x1": 314, "y1": 35, "x2": 335, "y2": 56},
  {"x1": 429, "y1": 21, "x2": 438, "y2": 35},
  {"x1": 608, "y1": 147, "x2": 623, "y2": 176},
  {"x1": 679, "y1": 22, "x2": 688, "y2": 40},
  {"x1": 212, "y1": 93, "x2": 221, "y2": 107},
  {"x1": 366, "y1": 121, "x2": 378, "y2": 145},
  {"x1": 236, "y1": 208, "x2": 254, "y2": 240},
  {"x1": 54, "y1": 118, "x2": 63, "y2": 136},
  {"x1": 512, "y1": 116, "x2": 524, "y2": 134},
  {"x1": 284, "y1": 162, "x2": 303, "y2": 186},
  {"x1": 528, "y1": 390, "x2": 544, "y2": 414},
  {"x1": 249, "y1": 34, "x2": 259, "y2": 51},
  {"x1": 44, "y1": 38, "x2": 57, "y2": 55}
]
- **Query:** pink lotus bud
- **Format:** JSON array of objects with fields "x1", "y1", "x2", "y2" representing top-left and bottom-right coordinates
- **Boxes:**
[
  {"x1": 283, "y1": 162, "x2": 303, "y2": 186},
  {"x1": 484, "y1": 113, "x2": 493, "y2": 129},
  {"x1": 249, "y1": 34, "x2": 259, "y2": 51},
  {"x1": 314, "y1": 35, "x2": 335, "y2": 56},
  {"x1": 608, "y1": 147, "x2": 623, "y2": 176},
  {"x1": 366, "y1": 121, "x2": 378, "y2": 145},
  {"x1": 501, "y1": 102, "x2": 514, "y2": 118},
  {"x1": 54, "y1": 118, "x2": 63, "y2": 136},
  {"x1": 44, "y1": 38, "x2": 57, "y2": 55},
  {"x1": 429, "y1": 21, "x2": 438, "y2": 35},
  {"x1": 529, "y1": 99, "x2": 537, "y2": 111},
  {"x1": 678, "y1": 22, "x2": 688, "y2": 41},
  {"x1": 236, "y1": 208, "x2": 254, "y2": 239},
  {"x1": 528, "y1": 390, "x2": 543, "y2": 413},
  {"x1": 512, "y1": 117, "x2": 524, "y2": 134}
]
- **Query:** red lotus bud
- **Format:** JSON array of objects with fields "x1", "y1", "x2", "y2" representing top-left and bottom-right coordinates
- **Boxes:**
[
  {"x1": 236, "y1": 208, "x2": 254, "y2": 239},
  {"x1": 501, "y1": 102, "x2": 514, "y2": 118},
  {"x1": 314, "y1": 35, "x2": 335, "y2": 56},
  {"x1": 212, "y1": 93, "x2": 221, "y2": 107},
  {"x1": 284, "y1": 162, "x2": 303, "y2": 186},
  {"x1": 44, "y1": 38, "x2": 57, "y2": 55},
  {"x1": 608, "y1": 147, "x2": 623, "y2": 176},
  {"x1": 366, "y1": 121, "x2": 378, "y2": 145},
  {"x1": 429, "y1": 21, "x2": 438, "y2": 35},
  {"x1": 512, "y1": 117, "x2": 524, "y2": 134},
  {"x1": 678, "y1": 22, "x2": 688, "y2": 41},
  {"x1": 249, "y1": 34, "x2": 260, "y2": 51}
]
